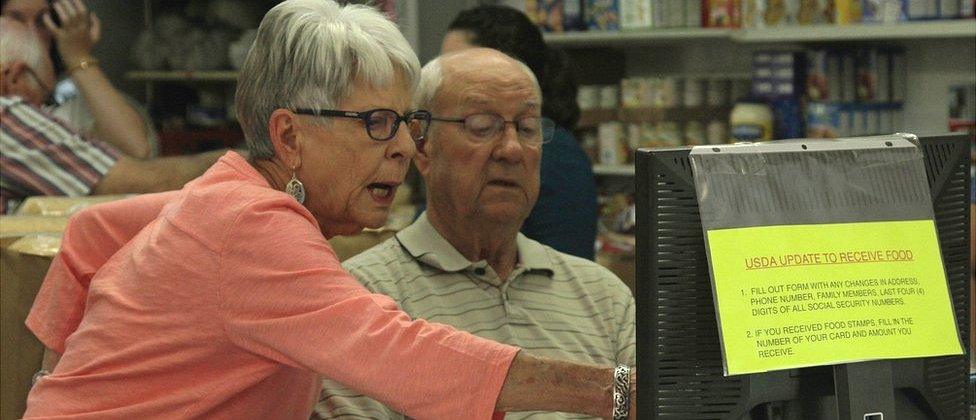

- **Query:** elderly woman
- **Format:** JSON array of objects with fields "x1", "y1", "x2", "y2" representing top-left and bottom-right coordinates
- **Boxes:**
[{"x1": 23, "y1": 1, "x2": 633, "y2": 419}]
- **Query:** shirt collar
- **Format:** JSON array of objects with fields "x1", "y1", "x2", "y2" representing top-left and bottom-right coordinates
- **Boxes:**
[{"x1": 396, "y1": 212, "x2": 554, "y2": 275}]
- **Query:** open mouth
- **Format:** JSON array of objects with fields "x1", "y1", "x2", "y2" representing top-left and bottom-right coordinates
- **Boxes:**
[
  {"x1": 487, "y1": 180, "x2": 519, "y2": 188},
  {"x1": 367, "y1": 183, "x2": 396, "y2": 198}
]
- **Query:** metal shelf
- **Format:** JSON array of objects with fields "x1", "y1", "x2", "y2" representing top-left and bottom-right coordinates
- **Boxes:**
[
  {"x1": 545, "y1": 28, "x2": 733, "y2": 47},
  {"x1": 125, "y1": 70, "x2": 239, "y2": 82},
  {"x1": 592, "y1": 164, "x2": 636, "y2": 176},
  {"x1": 545, "y1": 20, "x2": 976, "y2": 47},
  {"x1": 735, "y1": 20, "x2": 976, "y2": 42}
]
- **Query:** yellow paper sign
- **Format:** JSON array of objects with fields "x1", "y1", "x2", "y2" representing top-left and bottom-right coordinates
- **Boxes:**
[{"x1": 707, "y1": 220, "x2": 963, "y2": 376}]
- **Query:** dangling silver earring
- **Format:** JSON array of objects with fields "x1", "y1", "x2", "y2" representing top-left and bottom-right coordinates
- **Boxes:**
[{"x1": 285, "y1": 172, "x2": 305, "y2": 204}]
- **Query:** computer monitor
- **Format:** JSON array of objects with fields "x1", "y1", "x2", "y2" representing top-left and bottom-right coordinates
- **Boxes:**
[{"x1": 634, "y1": 133, "x2": 972, "y2": 419}]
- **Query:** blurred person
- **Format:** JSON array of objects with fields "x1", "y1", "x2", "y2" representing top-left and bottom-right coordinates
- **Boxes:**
[
  {"x1": 3, "y1": 0, "x2": 156, "y2": 158},
  {"x1": 1, "y1": 0, "x2": 52, "y2": 44},
  {"x1": 441, "y1": 4, "x2": 598, "y2": 260},
  {"x1": 22, "y1": 2, "x2": 635, "y2": 418},
  {"x1": 316, "y1": 48, "x2": 635, "y2": 420},
  {"x1": 0, "y1": 16, "x2": 218, "y2": 213}
]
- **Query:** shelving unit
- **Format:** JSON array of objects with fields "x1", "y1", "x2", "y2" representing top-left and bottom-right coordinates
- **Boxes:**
[
  {"x1": 545, "y1": 20, "x2": 976, "y2": 46},
  {"x1": 592, "y1": 164, "x2": 636, "y2": 177},
  {"x1": 734, "y1": 20, "x2": 976, "y2": 43},
  {"x1": 545, "y1": 27, "x2": 732, "y2": 47},
  {"x1": 550, "y1": 20, "x2": 975, "y2": 181}
]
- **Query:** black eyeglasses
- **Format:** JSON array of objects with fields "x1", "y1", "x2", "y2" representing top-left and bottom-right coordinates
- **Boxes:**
[
  {"x1": 429, "y1": 114, "x2": 555, "y2": 146},
  {"x1": 293, "y1": 108, "x2": 432, "y2": 143}
]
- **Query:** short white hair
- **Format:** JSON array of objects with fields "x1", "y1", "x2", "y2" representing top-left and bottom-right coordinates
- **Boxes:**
[
  {"x1": 235, "y1": 0, "x2": 421, "y2": 159},
  {"x1": 0, "y1": 17, "x2": 53, "y2": 90},
  {"x1": 414, "y1": 50, "x2": 539, "y2": 114}
]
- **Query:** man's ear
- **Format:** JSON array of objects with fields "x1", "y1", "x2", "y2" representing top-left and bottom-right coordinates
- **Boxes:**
[
  {"x1": 268, "y1": 109, "x2": 302, "y2": 169},
  {"x1": 413, "y1": 136, "x2": 432, "y2": 177}
]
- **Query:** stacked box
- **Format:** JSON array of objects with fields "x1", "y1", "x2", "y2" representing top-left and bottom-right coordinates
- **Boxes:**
[
  {"x1": 686, "y1": 0, "x2": 703, "y2": 26},
  {"x1": 963, "y1": 0, "x2": 975, "y2": 17},
  {"x1": 862, "y1": 0, "x2": 907, "y2": 23},
  {"x1": 907, "y1": 0, "x2": 939, "y2": 19},
  {"x1": 834, "y1": 0, "x2": 863, "y2": 23},
  {"x1": 889, "y1": 49, "x2": 906, "y2": 103},
  {"x1": 705, "y1": 0, "x2": 742, "y2": 27},
  {"x1": 651, "y1": 0, "x2": 669, "y2": 28},
  {"x1": 797, "y1": 0, "x2": 832, "y2": 24},
  {"x1": 667, "y1": 0, "x2": 686, "y2": 27},
  {"x1": 565, "y1": 0, "x2": 585, "y2": 31},
  {"x1": 743, "y1": 0, "x2": 799, "y2": 28},
  {"x1": 621, "y1": 0, "x2": 653, "y2": 30},
  {"x1": 526, "y1": 0, "x2": 565, "y2": 32},
  {"x1": 807, "y1": 102, "x2": 843, "y2": 138},
  {"x1": 752, "y1": 51, "x2": 805, "y2": 100},
  {"x1": 855, "y1": 49, "x2": 878, "y2": 102},
  {"x1": 940, "y1": 0, "x2": 961, "y2": 17},
  {"x1": 586, "y1": 0, "x2": 622, "y2": 30}
]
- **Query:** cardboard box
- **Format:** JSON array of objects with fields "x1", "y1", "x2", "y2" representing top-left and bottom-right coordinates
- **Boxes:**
[
  {"x1": 14, "y1": 195, "x2": 133, "y2": 217},
  {"x1": 1, "y1": 220, "x2": 64, "y2": 420}
]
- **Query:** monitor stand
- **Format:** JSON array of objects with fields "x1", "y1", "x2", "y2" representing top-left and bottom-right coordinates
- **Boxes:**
[{"x1": 834, "y1": 360, "x2": 896, "y2": 420}]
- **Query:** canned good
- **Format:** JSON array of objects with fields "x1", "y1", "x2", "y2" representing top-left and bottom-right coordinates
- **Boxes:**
[
  {"x1": 706, "y1": 119, "x2": 728, "y2": 144},
  {"x1": 683, "y1": 78, "x2": 704, "y2": 107},
  {"x1": 599, "y1": 85, "x2": 619, "y2": 109},
  {"x1": 577, "y1": 85, "x2": 600, "y2": 110},
  {"x1": 706, "y1": 79, "x2": 729, "y2": 107}
]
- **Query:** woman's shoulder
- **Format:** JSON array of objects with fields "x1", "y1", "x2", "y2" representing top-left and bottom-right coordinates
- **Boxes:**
[{"x1": 165, "y1": 168, "x2": 318, "y2": 250}]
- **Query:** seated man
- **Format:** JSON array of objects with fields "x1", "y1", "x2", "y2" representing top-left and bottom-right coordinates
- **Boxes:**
[
  {"x1": 3, "y1": 0, "x2": 158, "y2": 158},
  {"x1": 0, "y1": 17, "x2": 220, "y2": 213},
  {"x1": 316, "y1": 48, "x2": 635, "y2": 419}
]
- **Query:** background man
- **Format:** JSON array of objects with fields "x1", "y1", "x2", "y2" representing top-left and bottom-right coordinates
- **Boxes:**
[{"x1": 0, "y1": 16, "x2": 220, "y2": 213}]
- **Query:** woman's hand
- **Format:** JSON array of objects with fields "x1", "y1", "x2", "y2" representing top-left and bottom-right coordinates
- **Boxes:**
[
  {"x1": 42, "y1": 0, "x2": 101, "y2": 67},
  {"x1": 628, "y1": 368, "x2": 637, "y2": 419}
]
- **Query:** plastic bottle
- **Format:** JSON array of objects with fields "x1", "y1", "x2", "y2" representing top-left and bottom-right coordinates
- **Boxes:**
[{"x1": 730, "y1": 101, "x2": 774, "y2": 141}]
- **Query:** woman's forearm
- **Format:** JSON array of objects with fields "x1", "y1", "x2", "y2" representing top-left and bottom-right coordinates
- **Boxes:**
[
  {"x1": 496, "y1": 352, "x2": 614, "y2": 418},
  {"x1": 70, "y1": 65, "x2": 152, "y2": 159}
]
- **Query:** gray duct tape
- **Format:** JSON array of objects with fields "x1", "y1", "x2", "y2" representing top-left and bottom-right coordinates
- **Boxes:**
[{"x1": 688, "y1": 135, "x2": 934, "y2": 231}]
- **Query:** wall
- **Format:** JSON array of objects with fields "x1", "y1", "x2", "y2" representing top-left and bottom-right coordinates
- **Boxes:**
[{"x1": 87, "y1": 0, "x2": 144, "y2": 97}]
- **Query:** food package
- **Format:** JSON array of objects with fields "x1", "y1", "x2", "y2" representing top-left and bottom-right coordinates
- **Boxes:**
[
  {"x1": 743, "y1": 0, "x2": 798, "y2": 28},
  {"x1": 705, "y1": 0, "x2": 742, "y2": 27},
  {"x1": 833, "y1": 0, "x2": 863, "y2": 24},
  {"x1": 796, "y1": 0, "x2": 832, "y2": 24},
  {"x1": 586, "y1": 0, "x2": 622, "y2": 30},
  {"x1": 621, "y1": 0, "x2": 653, "y2": 30}
]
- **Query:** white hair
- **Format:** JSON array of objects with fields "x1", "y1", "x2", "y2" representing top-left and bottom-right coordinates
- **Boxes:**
[
  {"x1": 235, "y1": 0, "x2": 421, "y2": 159},
  {"x1": 0, "y1": 17, "x2": 53, "y2": 90},
  {"x1": 414, "y1": 50, "x2": 539, "y2": 114},
  {"x1": 413, "y1": 56, "x2": 444, "y2": 111}
]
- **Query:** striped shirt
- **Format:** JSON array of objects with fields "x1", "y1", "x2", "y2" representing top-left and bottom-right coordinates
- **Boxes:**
[
  {"x1": 0, "y1": 96, "x2": 119, "y2": 213},
  {"x1": 316, "y1": 213, "x2": 636, "y2": 420}
]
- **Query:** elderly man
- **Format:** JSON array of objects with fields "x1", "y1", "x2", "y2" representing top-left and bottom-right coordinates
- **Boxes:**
[
  {"x1": 0, "y1": 16, "x2": 219, "y2": 213},
  {"x1": 316, "y1": 48, "x2": 635, "y2": 419}
]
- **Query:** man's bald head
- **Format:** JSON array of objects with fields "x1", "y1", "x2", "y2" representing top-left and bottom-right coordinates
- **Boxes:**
[{"x1": 414, "y1": 48, "x2": 540, "y2": 114}]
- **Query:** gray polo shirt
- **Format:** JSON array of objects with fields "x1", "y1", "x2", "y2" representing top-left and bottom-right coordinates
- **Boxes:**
[{"x1": 315, "y1": 213, "x2": 636, "y2": 420}]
